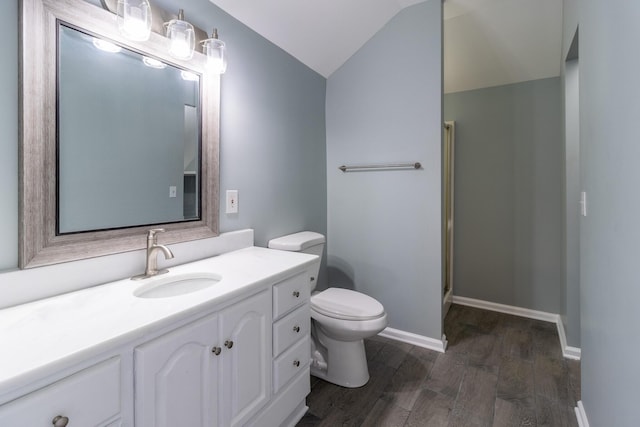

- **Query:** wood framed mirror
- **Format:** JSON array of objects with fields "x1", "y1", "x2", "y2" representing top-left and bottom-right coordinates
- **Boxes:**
[{"x1": 19, "y1": 0, "x2": 220, "y2": 268}]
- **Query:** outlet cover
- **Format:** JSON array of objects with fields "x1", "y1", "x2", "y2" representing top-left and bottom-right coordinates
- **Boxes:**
[{"x1": 226, "y1": 190, "x2": 238, "y2": 214}]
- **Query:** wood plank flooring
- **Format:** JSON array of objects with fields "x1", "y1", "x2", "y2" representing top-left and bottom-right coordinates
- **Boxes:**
[{"x1": 296, "y1": 304, "x2": 580, "y2": 427}]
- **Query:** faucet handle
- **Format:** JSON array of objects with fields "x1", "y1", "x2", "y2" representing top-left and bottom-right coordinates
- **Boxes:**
[{"x1": 147, "y1": 228, "x2": 166, "y2": 242}]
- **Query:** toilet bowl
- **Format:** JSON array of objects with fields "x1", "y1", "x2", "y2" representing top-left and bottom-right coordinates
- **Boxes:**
[{"x1": 268, "y1": 231, "x2": 388, "y2": 388}]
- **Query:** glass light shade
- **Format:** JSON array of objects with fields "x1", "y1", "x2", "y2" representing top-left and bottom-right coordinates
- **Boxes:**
[
  {"x1": 116, "y1": 0, "x2": 152, "y2": 41},
  {"x1": 203, "y1": 38, "x2": 227, "y2": 74},
  {"x1": 166, "y1": 17, "x2": 195, "y2": 60}
]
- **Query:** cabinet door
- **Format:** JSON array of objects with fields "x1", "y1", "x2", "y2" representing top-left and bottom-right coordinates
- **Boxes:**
[
  {"x1": 135, "y1": 314, "x2": 219, "y2": 427},
  {"x1": 219, "y1": 290, "x2": 271, "y2": 427}
]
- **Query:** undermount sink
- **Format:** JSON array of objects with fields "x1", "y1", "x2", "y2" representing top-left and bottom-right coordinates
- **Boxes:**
[{"x1": 134, "y1": 272, "x2": 221, "y2": 299}]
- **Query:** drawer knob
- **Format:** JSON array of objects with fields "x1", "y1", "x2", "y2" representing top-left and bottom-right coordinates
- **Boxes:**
[
  {"x1": 52, "y1": 416, "x2": 69, "y2": 427},
  {"x1": 292, "y1": 291, "x2": 300, "y2": 298},
  {"x1": 310, "y1": 277, "x2": 315, "y2": 282},
  {"x1": 212, "y1": 346, "x2": 222, "y2": 355},
  {"x1": 293, "y1": 360, "x2": 300, "y2": 367},
  {"x1": 293, "y1": 325, "x2": 300, "y2": 333},
  {"x1": 224, "y1": 340, "x2": 234, "y2": 349}
]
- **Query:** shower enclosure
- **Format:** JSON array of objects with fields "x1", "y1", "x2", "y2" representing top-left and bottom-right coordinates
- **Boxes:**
[{"x1": 443, "y1": 121, "x2": 455, "y2": 317}]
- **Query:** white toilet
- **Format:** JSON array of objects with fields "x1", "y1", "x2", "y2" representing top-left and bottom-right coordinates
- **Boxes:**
[{"x1": 268, "y1": 231, "x2": 388, "y2": 388}]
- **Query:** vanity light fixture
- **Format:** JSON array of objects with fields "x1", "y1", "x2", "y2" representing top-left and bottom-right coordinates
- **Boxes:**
[
  {"x1": 116, "y1": 0, "x2": 152, "y2": 41},
  {"x1": 92, "y1": 38, "x2": 122, "y2": 53},
  {"x1": 201, "y1": 28, "x2": 227, "y2": 74},
  {"x1": 165, "y1": 9, "x2": 195, "y2": 60}
]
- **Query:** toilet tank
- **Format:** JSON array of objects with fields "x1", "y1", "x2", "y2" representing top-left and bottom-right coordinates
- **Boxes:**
[{"x1": 268, "y1": 231, "x2": 325, "y2": 290}]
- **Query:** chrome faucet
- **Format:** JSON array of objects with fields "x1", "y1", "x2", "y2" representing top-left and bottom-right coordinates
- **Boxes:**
[{"x1": 132, "y1": 228, "x2": 175, "y2": 280}]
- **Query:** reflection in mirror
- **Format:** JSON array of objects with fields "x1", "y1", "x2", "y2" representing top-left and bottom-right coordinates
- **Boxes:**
[{"x1": 58, "y1": 25, "x2": 201, "y2": 234}]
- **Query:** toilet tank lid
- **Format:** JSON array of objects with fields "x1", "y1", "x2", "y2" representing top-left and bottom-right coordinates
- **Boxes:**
[{"x1": 268, "y1": 231, "x2": 325, "y2": 251}]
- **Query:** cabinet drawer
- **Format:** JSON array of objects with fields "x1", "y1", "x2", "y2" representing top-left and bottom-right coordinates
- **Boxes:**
[
  {"x1": 0, "y1": 357, "x2": 121, "y2": 426},
  {"x1": 273, "y1": 336, "x2": 309, "y2": 394},
  {"x1": 273, "y1": 304, "x2": 310, "y2": 357},
  {"x1": 273, "y1": 272, "x2": 310, "y2": 319}
]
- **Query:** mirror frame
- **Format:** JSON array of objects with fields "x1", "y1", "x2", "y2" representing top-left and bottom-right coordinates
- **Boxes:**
[{"x1": 19, "y1": 0, "x2": 220, "y2": 268}]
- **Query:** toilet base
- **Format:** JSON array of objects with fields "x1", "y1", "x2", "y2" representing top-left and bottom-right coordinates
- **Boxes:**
[{"x1": 311, "y1": 332, "x2": 370, "y2": 388}]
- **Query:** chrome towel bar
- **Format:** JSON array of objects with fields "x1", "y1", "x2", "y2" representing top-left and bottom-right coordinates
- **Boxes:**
[{"x1": 338, "y1": 162, "x2": 422, "y2": 172}]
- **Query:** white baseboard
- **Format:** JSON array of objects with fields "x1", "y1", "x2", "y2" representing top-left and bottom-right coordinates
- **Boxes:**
[
  {"x1": 378, "y1": 327, "x2": 447, "y2": 353},
  {"x1": 452, "y1": 296, "x2": 558, "y2": 322},
  {"x1": 452, "y1": 296, "x2": 581, "y2": 360},
  {"x1": 556, "y1": 317, "x2": 582, "y2": 360},
  {"x1": 575, "y1": 401, "x2": 590, "y2": 427}
]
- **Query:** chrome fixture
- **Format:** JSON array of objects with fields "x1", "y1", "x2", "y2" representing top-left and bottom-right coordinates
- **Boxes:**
[
  {"x1": 52, "y1": 415, "x2": 69, "y2": 427},
  {"x1": 201, "y1": 28, "x2": 227, "y2": 74},
  {"x1": 117, "y1": 0, "x2": 152, "y2": 41},
  {"x1": 165, "y1": 9, "x2": 195, "y2": 60},
  {"x1": 132, "y1": 228, "x2": 175, "y2": 280},
  {"x1": 338, "y1": 162, "x2": 422, "y2": 172}
]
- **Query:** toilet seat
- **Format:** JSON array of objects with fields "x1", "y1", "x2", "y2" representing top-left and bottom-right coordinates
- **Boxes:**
[{"x1": 311, "y1": 288, "x2": 385, "y2": 321}]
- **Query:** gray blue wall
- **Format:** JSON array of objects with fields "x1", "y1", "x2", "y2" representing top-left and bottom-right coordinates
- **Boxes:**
[
  {"x1": 573, "y1": 1, "x2": 640, "y2": 425},
  {"x1": 326, "y1": 0, "x2": 443, "y2": 339},
  {"x1": 0, "y1": 0, "x2": 327, "y2": 298},
  {"x1": 444, "y1": 78, "x2": 564, "y2": 315}
]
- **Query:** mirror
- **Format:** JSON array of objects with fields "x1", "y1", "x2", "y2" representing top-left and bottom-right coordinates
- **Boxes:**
[
  {"x1": 58, "y1": 25, "x2": 201, "y2": 233},
  {"x1": 19, "y1": 0, "x2": 219, "y2": 268}
]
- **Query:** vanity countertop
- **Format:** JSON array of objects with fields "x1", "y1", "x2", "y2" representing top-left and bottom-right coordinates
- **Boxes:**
[{"x1": 0, "y1": 246, "x2": 318, "y2": 400}]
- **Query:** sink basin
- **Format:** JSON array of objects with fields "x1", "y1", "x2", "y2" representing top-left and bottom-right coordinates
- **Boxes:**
[{"x1": 134, "y1": 272, "x2": 221, "y2": 299}]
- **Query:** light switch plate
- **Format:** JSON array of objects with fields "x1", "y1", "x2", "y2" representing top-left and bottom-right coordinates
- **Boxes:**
[{"x1": 226, "y1": 190, "x2": 238, "y2": 214}]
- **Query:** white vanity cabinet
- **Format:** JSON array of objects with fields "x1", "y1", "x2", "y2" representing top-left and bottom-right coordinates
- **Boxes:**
[
  {"x1": 0, "y1": 357, "x2": 122, "y2": 426},
  {"x1": 134, "y1": 289, "x2": 271, "y2": 427},
  {"x1": 134, "y1": 314, "x2": 219, "y2": 427},
  {"x1": 0, "y1": 247, "x2": 318, "y2": 427}
]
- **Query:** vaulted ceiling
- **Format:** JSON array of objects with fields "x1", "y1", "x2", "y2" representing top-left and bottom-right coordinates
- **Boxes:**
[{"x1": 209, "y1": 0, "x2": 563, "y2": 93}]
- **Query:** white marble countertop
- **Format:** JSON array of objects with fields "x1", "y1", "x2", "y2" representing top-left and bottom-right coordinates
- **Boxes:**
[{"x1": 0, "y1": 246, "x2": 317, "y2": 401}]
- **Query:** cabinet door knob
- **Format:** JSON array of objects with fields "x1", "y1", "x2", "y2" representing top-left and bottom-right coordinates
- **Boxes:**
[
  {"x1": 52, "y1": 415, "x2": 69, "y2": 427},
  {"x1": 310, "y1": 277, "x2": 315, "y2": 282},
  {"x1": 292, "y1": 291, "x2": 300, "y2": 298},
  {"x1": 224, "y1": 340, "x2": 234, "y2": 349},
  {"x1": 212, "y1": 346, "x2": 222, "y2": 355},
  {"x1": 293, "y1": 325, "x2": 300, "y2": 333},
  {"x1": 293, "y1": 360, "x2": 300, "y2": 367}
]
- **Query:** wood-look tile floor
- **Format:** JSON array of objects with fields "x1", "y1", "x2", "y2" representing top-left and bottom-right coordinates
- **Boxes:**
[{"x1": 296, "y1": 304, "x2": 580, "y2": 427}]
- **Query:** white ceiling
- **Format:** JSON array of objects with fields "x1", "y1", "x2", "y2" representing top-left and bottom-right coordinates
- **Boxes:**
[
  {"x1": 209, "y1": 0, "x2": 563, "y2": 92},
  {"x1": 444, "y1": 0, "x2": 563, "y2": 93}
]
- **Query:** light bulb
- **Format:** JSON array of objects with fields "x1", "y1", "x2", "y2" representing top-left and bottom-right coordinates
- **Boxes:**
[
  {"x1": 165, "y1": 10, "x2": 195, "y2": 60},
  {"x1": 201, "y1": 29, "x2": 227, "y2": 74},
  {"x1": 117, "y1": 0, "x2": 152, "y2": 41}
]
